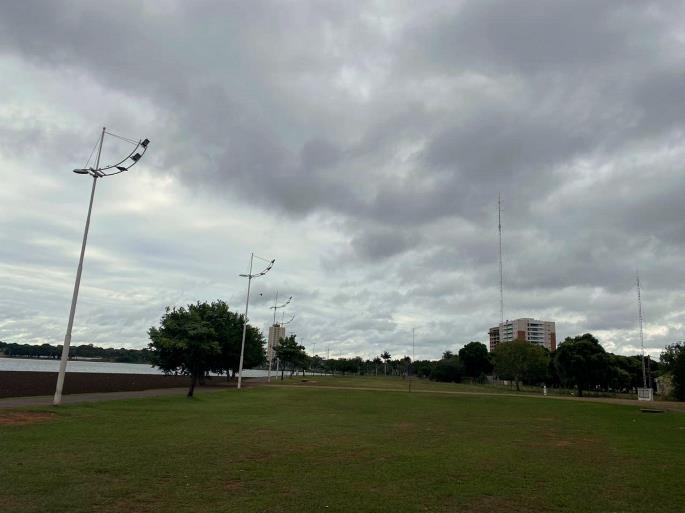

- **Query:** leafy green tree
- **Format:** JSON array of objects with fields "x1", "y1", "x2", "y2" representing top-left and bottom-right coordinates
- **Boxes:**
[
  {"x1": 204, "y1": 303, "x2": 265, "y2": 378},
  {"x1": 310, "y1": 355, "x2": 324, "y2": 373},
  {"x1": 414, "y1": 360, "x2": 435, "y2": 378},
  {"x1": 660, "y1": 343, "x2": 683, "y2": 371},
  {"x1": 442, "y1": 350, "x2": 454, "y2": 359},
  {"x1": 381, "y1": 351, "x2": 391, "y2": 376},
  {"x1": 372, "y1": 356, "x2": 382, "y2": 376},
  {"x1": 607, "y1": 354, "x2": 643, "y2": 391},
  {"x1": 458, "y1": 341, "x2": 493, "y2": 378},
  {"x1": 148, "y1": 302, "x2": 224, "y2": 397},
  {"x1": 553, "y1": 333, "x2": 608, "y2": 397},
  {"x1": 275, "y1": 335, "x2": 307, "y2": 380},
  {"x1": 399, "y1": 356, "x2": 411, "y2": 377},
  {"x1": 430, "y1": 354, "x2": 463, "y2": 383},
  {"x1": 672, "y1": 348, "x2": 685, "y2": 401},
  {"x1": 493, "y1": 340, "x2": 549, "y2": 391}
]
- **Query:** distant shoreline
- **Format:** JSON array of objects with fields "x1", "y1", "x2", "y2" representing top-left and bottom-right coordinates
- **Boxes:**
[{"x1": 0, "y1": 355, "x2": 144, "y2": 363}]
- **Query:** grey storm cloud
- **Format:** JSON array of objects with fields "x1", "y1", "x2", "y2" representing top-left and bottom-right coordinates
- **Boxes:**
[{"x1": 1, "y1": 0, "x2": 684, "y2": 359}]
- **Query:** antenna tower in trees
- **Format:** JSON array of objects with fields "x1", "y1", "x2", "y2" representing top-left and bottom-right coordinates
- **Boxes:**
[
  {"x1": 498, "y1": 194, "x2": 504, "y2": 326},
  {"x1": 636, "y1": 272, "x2": 647, "y2": 388}
]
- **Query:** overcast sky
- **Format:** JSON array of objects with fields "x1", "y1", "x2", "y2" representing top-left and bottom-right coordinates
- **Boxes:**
[{"x1": 1, "y1": 1, "x2": 684, "y2": 360}]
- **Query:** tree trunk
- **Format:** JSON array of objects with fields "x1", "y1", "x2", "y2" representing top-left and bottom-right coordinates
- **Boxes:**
[
  {"x1": 515, "y1": 378, "x2": 520, "y2": 391},
  {"x1": 281, "y1": 367, "x2": 285, "y2": 380},
  {"x1": 188, "y1": 371, "x2": 198, "y2": 398}
]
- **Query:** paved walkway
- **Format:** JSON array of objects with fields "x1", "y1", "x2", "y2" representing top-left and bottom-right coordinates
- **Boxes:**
[
  {"x1": 0, "y1": 386, "x2": 229, "y2": 409},
  {"x1": 266, "y1": 383, "x2": 685, "y2": 412}
]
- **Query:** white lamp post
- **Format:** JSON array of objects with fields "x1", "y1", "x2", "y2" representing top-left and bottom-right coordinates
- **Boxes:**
[
  {"x1": 237, "y1": 253, "x2": 275, "y2": 389},
  {"x1": 267, "y1": 293, "x2": 292, "y2": 383},
  {"x1": 53, "y1": 127, "x2": 150, "y2": 405}
]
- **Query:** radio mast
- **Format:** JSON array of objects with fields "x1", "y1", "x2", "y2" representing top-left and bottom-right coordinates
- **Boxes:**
[
  {"x1": 498, "y1": 194, "x2": 504, "y2": 326},
  {"x1": 636, "y1": 272, "x2": 647, "y2": 388}
]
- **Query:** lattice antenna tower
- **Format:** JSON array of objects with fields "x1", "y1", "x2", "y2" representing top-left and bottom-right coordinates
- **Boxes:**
[
  {"x1": 498, "y1": 194, "x2": 504, "y2": 326},
  {"x1": 636, "y1": 271, "x2": 647, "y2": 388}
]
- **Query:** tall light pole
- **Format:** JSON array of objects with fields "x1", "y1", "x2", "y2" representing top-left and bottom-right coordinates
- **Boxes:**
[
  {"x1": 53, "y1": 127, "x2": 150, "y2": 405},
  {"x1": 270, "y1": 292, "x2": 292, "y2": 325},
  {"x1": 238, "y1": 253, "x2": 275, "y2": 389},
  {"x1": 266, "y1": 306, "x2": 295, "y2": 383},
  {"x1": 266, "y1": 293, "x2": 292, "y2": 383}
]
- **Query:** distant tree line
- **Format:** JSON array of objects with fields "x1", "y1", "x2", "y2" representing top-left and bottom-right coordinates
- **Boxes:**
[
  {"x1": 424, "y1": 334, "x2": 671, "y2": 398},
  {"x1": 293, "y1": 334, "x2": 683, "y2": 401},
  {"x1": 0, "y1": 341, "x2": 151, "y2": 363}
]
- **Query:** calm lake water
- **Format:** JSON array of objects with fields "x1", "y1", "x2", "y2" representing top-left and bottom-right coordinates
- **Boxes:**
[{"x1": 0, "y1": 358, "x2": 274, "y2": 377}]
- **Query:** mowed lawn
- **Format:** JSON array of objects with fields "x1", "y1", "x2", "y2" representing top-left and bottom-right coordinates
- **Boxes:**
[
  {"x1": 1, "y1": 385, "x2": 684, "y2": 513},
  {"x1": 275, "y1": 374, "x2": 631, "y2": 397}
]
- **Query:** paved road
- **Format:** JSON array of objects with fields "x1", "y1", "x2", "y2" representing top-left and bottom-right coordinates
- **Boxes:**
[{"x1": 0, "y1": 386, "x2": 229, "y2": 409}]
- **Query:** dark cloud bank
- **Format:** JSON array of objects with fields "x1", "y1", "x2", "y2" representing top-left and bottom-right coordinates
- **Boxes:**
[{"x1": 1, "y1": 1, "x2": 684, "y2": 358}]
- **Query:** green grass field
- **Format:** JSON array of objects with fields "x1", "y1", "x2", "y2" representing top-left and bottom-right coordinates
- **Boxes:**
[
  {"x1": 276, "y1": 374, "x2": 643, "y2": 400},
  {"x1": 2, "y1": 382, "x2": 684, "y2": 513}
]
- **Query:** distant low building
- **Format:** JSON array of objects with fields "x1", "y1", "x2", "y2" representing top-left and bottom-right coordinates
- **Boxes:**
[
  {"x1": 489, "y1": 318, "x2": 556, "y2": 352},
  {"x1": 267, "y1": 324, "x2": 286, "y2": 362}
]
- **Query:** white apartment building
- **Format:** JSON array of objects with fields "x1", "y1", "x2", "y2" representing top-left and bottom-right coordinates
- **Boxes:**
[
  {"x1": 267, "y1": 324, "x2": 286, "y2": 362},
  {"x1": 488, "y1": 318, "x2": 556, "y2": 352}
]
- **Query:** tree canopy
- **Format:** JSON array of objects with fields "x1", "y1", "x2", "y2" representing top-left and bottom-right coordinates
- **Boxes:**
[
  {"x1": 660, "y1": 343, "x2": 683, "y2": 371},
  {"x1": 148, "y1": 300, "x2": 265, "y2": 397},
  {"x1": 430, "y1": 355, "x2": 463, "y2": 383},
  {"x1": 274, "y1": 335, "x2": 308, "y2": 379},
  {"x1": 665, "y1": 344, "x2": 685, "y2": 400},
  {"x1": 553, "y1": 333, "x2": 608, "y2": 397},
  {"x1": 492, "y1": 340, "x2": 549, "y2": 391},
  {"x1": 458, "y1": 341, "x2": 493, "y2": 378}
]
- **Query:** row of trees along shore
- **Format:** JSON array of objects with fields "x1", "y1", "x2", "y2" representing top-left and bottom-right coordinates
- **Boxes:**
[
  {"x1": 0, "y1": 341, "x2": 151, "y2": 363},
  {"x1": 3, "y1": 300, "x2": 684, "y2": 400}
]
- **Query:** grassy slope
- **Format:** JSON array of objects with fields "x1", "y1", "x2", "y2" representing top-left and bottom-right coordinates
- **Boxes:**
[{"x1": 1, "y1": 385, "x2": 684, "y2": 513}]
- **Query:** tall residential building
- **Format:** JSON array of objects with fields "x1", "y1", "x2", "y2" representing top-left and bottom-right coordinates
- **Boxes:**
[
  {"x1": 267, "y1": 324, "x2": 286, "y2": 362},
  {"x1": 488, "y1": 318, "x2": 556, "y2": 352}
]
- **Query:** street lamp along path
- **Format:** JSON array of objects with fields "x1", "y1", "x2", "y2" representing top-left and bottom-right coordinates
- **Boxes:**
[
  {"x1": 267, "y1": 292, "x2": 293, "y2": 383},
  {"x1": 237, "y1": 253, "x2": 275, "y2": 389},
  {"x1": 53, "y1": 127, "x2": 150, "y2": 406}
]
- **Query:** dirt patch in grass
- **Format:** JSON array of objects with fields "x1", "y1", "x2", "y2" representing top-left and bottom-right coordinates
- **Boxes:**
[
  {"x1": 224, "y1": 479, "x2": 244, "y2": 491},
  {"x1": 0, "y1": 411, "x2": 56, "y2": 425},
  {"x1": 461, "y1": 494, "x2": 556, "y2": 513}
]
